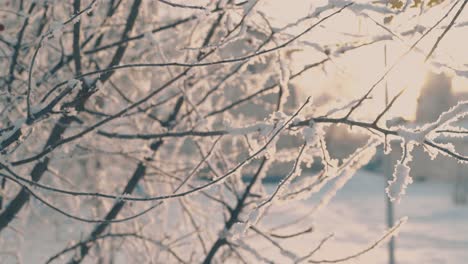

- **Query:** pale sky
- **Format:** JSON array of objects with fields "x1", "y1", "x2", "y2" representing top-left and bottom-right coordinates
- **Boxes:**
[{"x1": 257, "y1": 0, "x2": 468, "y2": 120}]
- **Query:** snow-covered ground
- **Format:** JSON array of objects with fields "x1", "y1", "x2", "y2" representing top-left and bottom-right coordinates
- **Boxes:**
[
  {"x1": 8, "y1": 170, "x2": 468, "y2": 263},
  {"x1": 259, "y1": 170, "x2": 468, "y2": 264}
]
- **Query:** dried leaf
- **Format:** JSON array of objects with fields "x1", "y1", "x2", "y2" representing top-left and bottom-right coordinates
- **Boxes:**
[{"x1": 384, "y1": 16, "x2": 394, "y2": 24}]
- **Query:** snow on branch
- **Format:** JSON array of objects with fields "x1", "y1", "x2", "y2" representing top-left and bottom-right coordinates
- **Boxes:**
[{"x1": 397, "y1": 101, "x2": 468, "y2": 144}]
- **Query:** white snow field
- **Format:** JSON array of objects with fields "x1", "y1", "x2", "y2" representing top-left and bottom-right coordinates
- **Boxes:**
[
  {"x1": 11, "y1": 170, "x2": 468, "y2": 263},
  {"x1": 257, "y1": 170, "x2": 468, "y2": 264}
]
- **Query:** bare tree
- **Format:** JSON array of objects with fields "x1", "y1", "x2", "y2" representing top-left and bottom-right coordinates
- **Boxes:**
[{"x1": 0, "y1": 0, "x2": 467, "y2": 263}]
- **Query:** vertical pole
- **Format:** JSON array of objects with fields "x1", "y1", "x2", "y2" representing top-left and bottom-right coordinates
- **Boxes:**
[{"x1": 384, "y1": 44, "x2": 396, "y2": 264}]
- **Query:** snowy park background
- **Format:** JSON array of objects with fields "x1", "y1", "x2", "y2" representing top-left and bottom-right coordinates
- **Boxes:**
[
  {"x1": 1, "y1": 0, "x2": 468, "y2": 263},
  {"x1": 260, "y1": 171, "x2": 468, "y2": 264},
  {"x1": 13, "y1": 170, "x2": 468, "y2": 263}
]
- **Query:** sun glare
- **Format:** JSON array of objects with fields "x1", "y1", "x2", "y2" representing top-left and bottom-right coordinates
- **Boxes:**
[
  {"x1": 295, "y1": 42, "x2": 430, "y2": 120},
  {"x1": 386, "y1": 52, "x2": 430, "y2": 120}
]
